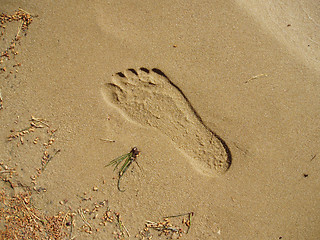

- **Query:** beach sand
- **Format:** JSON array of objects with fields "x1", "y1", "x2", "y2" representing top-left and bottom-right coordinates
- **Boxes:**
[{"x1": 0, "y1": 0, "x2": 319, "y2": 239}]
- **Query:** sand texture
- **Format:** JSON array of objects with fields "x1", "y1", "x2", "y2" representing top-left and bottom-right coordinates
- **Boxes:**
[{"x1": 0, "y1": 0, "x2": 319, "y2": 239}]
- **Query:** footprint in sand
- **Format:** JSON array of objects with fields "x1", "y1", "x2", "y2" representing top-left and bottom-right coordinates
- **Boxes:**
[{"x1": 101, "y1": 67, "x2": 232, "y2": 176}]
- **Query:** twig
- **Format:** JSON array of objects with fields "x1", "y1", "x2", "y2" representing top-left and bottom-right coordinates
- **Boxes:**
[
  {"x1": 100, "y1": 138, "x2": 115, "y2": 143},
  {"x1": 22, "y1": 198, "x2": 46, "y2": 224},
  {"x1": 15, "y1": 20, "x2": 23, "y2": 40},
  {"x1": 186, "y1": 212, "x2": 194, "y2": 233},
  {"x1": 244, "y1": 74, "x2": 268, "y2": 83},
  {"x1": 41, "y1": 149, "x2": 61, "y2": 171},
  {"x1": 18, "y1": 8, "x2": 39, "y2": 18},
  {"x1": 145, "y1": 220, "x2": 180, "y2": 232},
  {"x1": 78, "y1": 208, "x2": 93, "y2": 231},
  {"x1": 152, "y1": 211, "x2": 194, "y2": 235},
  {"x1": 164, "y1": 212, "x2": 193, "y2": 219},
  {"x1": 123, "y1": 223, "x2": 130, "y2": 237},
  {"x1": 31, "y1": 116, "x2": 50, "y2": 127},
  {"x1": 115, "y1": 212, "x2": 130, "y2": 237},
  {"x1": 60, "y1": 211, "x2": 69, "y2": 236},
  {"x1": 69, "y1": 213, "x2": 75, "y2": 240},
  {"x1": 18, "y1": 8, "x2": 31, "y2": 16},
  {"x1": 0, "y1": 170, "x2": 15, "y2": 174}
]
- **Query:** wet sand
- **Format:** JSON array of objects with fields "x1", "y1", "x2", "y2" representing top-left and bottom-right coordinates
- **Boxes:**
[{"x1": 0, "y1": 0, "x2": 319, "y2": 239}]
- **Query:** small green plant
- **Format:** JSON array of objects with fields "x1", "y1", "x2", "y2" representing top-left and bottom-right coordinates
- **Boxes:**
[{"x1": 106, "y1": 147, "x2": 140, "y2": 192}]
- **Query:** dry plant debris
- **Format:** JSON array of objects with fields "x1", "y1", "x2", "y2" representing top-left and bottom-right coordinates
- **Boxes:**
[
  {"x1": 0, "y1": 10, "x2": 27, "y2": 67},
  {"x1": 0, "y1": 162, "x2": 17, "y2": 185},
  {"x1": 58, "y1": 192, "x2": 132, "y2": 239},
  {"x1": 0, "y1": 190, "x2": 69, "y2": 239},
  {"x1": 0, "y1": 8, "x2": 34, "y2": 64},
  {"x1": 136, "y1": 212, "x2": 194, "y2": 240},
  {"x1": 0, "y1": 160, "x2": 132, "y2": 239},
  {"x1": 7, "y1": 116, "x2": 60, "y2": 191},
  {"x1": 0, "y1": 8, "x2": 35, "y2": 108},
  {"x1": 97, "y1": 199, "x2": 131, "y2": 239},
  {"x1": 0, "y1": 8, "x2": 34, "y2": 38},
  {"x1": 2, "y1": 116, "x2": 195, "y2": 239}
]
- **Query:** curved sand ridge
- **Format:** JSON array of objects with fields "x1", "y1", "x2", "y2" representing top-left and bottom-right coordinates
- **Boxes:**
[{"x1": 101, "y1": 68, "x2": 232, "y2": 176}]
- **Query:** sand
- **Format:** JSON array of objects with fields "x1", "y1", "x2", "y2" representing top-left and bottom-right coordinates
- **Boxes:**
[{"x1": 0, "y1": 0, "x2": 319, "y2": 239}]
